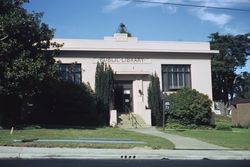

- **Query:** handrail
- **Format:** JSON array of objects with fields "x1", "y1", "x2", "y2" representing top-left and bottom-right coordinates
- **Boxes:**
[{"x1": 129, "y1": 113, "x2": 142, "y2": 128}]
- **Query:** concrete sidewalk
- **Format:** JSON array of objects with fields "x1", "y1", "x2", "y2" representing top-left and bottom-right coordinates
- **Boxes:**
[
  {"x1": 0, "y1": 146, "x2": 250, "y2": 160},
  {"x1": 126, "y1": 127, "x2": 228, "y2": 150}
]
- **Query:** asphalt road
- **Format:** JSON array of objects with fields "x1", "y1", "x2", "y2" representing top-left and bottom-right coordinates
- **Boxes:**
[{"x1": 0, "y1": 159, "x2": 249, "y2": 167}]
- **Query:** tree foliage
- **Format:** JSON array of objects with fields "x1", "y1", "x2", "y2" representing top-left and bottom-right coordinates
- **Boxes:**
[
  {"x1": 95, "y1": 62, "x2": 114, "y2": 125},
  {"x1": 0, "y1": 0, "x2": 61, "y2": 125},
  {"x1": 148, "y1": 73, "x2": 162, "y2": 126},
  {"x1": 209, "y1": 32, "x2": 250, "y2": 104},
  {"x1": 167, "y1": 89, "x2": 212, "y2": 125},
  {"x1": 0, "y1": 0, "x2": 105, "y2": 127},
  {"x1": 0, "y1": 0, "x2": 61, "y2": 96},
  {"x1": 234, "y1": 72, "x2": 250, "y2": 99}
]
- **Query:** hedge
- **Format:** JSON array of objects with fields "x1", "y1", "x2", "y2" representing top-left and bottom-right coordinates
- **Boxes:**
[{"x1": 167, "y1": 88, "x2": 212, "y2": 126}]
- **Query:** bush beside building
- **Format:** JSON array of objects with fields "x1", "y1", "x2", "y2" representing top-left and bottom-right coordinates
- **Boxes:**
[
  {"x1": 148, "y1": 73, "x2": 162, "y2": 126},
  {"x1": 95, "y1": 62, "x2": 114, "y2": 125},
  {"x1": 167, "y1": 89, "x2": 212, "y2": 126},
  {"x1": 0, "y1": 79, "x2": 100, "y2": 127}
]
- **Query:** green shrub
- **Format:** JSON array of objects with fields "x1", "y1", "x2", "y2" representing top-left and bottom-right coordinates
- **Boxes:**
[
  {"x1": 95, "y1": 62, "x2": 114, "y2": 125},
  {"x1": 148, "y1": 73, "x2": 162, "y2": 126},
  {"x1": 215, "y1": 115, "x2": 231, "y2": 124},
  {"x1": 215, "y1": 123, "x2": 232, "y2": 131},
  {"x1": 167, "y1": 88, "x2": 212, "y2": 126},
  {"x1": 29, "y1": 79, "x2": 99, "y2": 126}
]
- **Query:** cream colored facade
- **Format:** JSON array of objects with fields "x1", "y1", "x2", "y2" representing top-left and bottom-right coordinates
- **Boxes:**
[{"x1": 53, "y1": 33, "x2": 218, "y2": 126}]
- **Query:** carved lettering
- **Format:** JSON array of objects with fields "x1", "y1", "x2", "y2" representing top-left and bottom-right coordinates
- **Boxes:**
[{"x1": 98, "y1": 58, "x2": 147, "y2": 64}]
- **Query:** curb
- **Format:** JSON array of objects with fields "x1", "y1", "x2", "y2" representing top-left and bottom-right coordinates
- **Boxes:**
[{"x1": 1, "y1": 147, "x2": 250, "y2": 160}]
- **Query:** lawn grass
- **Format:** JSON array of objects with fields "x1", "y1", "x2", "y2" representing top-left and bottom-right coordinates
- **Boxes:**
[
  {"x1": 164, "y1": 128, "x2": 250, "y2": 150},
  {"x1": 163, "y1": 115, "x2": 250, "y2": 149},
  {"x1": 0, "y1": 127, "x2": 174, "y2": 149}
]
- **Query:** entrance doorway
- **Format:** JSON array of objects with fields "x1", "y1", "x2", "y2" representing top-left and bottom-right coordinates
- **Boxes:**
[{"x1": 114, "y1": 81, "x2": 133, "y2": 113}]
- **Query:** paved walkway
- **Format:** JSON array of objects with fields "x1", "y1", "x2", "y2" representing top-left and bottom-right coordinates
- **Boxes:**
[{"x1": 126, "y1": 127, "x2": 228, "y2": 150}]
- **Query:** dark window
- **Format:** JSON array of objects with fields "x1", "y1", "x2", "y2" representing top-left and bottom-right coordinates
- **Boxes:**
[
  {"x1": 58, "y1": 63, "x2": 82, "y2": 84},
  {"x1": 162, "y1": 65, "x2": 191, "y2": 91}
]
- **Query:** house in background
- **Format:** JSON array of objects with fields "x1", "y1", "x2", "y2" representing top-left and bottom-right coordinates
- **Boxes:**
[
  {"x1": 232, "y1": 99, "x2": 250, "y2": 128},
  {"x1": 52, "y1": 33, "x2": 219, "y2": 126}
]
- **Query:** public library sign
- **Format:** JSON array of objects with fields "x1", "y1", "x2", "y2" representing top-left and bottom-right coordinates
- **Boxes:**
[{"x1": 94, "y1": 58, "x2": 151, "y2": 64}]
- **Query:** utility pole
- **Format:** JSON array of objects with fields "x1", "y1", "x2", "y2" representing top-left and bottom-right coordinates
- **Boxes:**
[
  {"x1": 162, "y1": 92, "x2": 170, "y2": 131},
  {"x1": 162, "y1": 95, "x2": 165, "y2": 130}
]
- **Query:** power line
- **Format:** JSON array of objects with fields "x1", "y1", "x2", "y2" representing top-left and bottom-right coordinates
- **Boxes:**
[
  {"x1": 122, "y1": 0, "x2": 250, "y2": 12},
  {"x1": 182, "y1": 0, "x2": 250, "y2": 3}
]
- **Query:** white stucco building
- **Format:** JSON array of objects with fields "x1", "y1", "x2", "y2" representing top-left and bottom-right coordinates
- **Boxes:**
[{"x1": 53, "y1": 33, "x2": 219, "y2": 126}]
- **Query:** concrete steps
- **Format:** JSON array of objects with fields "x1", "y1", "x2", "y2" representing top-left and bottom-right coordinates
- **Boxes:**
[{"x1": 118, "y1": 113, "x2": 150, "y2": 128}]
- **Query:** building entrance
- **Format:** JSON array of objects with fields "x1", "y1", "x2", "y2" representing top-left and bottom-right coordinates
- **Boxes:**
[{"x1": 114, "y1": 81, "x2": 133, "y2": 113}]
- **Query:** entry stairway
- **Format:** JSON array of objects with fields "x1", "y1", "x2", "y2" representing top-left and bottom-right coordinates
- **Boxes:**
[{"x1": 118, "y1": 113, "x2": 150, "y2": 128}]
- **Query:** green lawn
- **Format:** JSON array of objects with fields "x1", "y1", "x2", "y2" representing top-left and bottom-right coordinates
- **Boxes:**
[
  {"x1": 164, "y1": 128, "x2": 250, "y2": 150},
  {"x1": 0, "y1": 127, "x2": 174, "y2": 149}
]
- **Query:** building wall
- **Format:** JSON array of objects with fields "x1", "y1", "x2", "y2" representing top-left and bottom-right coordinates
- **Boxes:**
[
  {"x1": 55, "y1": 51, "x2": 213, "y2": 125},
  {"x1": 55, "y1": 51, "x2": 213, "y2": 99}
]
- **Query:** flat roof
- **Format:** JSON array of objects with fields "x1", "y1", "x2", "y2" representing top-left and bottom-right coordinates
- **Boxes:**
[{"x1": 51, "y1": 33, "x2": 219, "y2": 54}]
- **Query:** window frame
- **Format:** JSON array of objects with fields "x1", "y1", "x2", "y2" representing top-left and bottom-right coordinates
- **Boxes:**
[
  {"x1": 58, "y1": 63, "x2": 82, "y2": 84},
  {"x1": 162, "y1": 64, "x2": 192, "y2": 92}
]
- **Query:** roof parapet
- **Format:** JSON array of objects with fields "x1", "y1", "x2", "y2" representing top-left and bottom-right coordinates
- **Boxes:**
[{"x1": 104, "y1": 33, "x2": 138, "y2": 42}]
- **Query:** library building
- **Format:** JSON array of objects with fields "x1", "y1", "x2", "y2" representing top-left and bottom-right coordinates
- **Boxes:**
[{"x1": 53, "y1": 33, "x2": 219, "y2": 126}]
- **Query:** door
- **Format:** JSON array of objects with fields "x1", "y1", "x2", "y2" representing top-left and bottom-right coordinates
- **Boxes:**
[
  {"x1": 123, "y1": 89, "x2": 132, "y2": 113},
  {"x1": 114, "y1": 81, "x2": 133, "y2": 113}
]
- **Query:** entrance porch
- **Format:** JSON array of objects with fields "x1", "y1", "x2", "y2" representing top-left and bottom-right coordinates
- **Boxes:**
[{"x1": 110, "y1": 74, "x2": 152, "y2": 127}]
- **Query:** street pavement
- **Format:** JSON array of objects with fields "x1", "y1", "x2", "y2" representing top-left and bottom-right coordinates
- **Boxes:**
[{"x1": 1, "y1": 159, "x2": 250, "y2": 167}]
